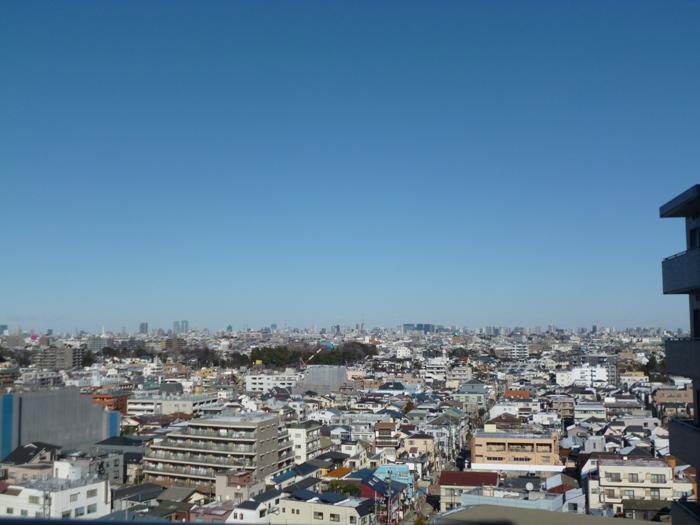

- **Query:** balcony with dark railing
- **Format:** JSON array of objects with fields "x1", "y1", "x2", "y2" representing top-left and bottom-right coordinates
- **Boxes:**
[{"x1": 662, "y1": 249, "x2": 700, "y2": 294}]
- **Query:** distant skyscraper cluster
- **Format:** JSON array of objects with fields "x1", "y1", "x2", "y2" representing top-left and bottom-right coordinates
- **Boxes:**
[{"x1": 172, "y1": 320, "x2": 189, "y2": 334}]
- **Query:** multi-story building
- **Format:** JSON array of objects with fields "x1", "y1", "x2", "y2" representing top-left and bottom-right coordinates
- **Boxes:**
[
  {"x1": 245, "y1": 370, "x2": 301, "y2": 394},
  {"x1": 446, "y1": 365, "x2": 473, "y2": 390},
  {"x1": 14, "y1": 370, "x2": 63, "y2": 389},
  {"x1": 374, "y1": 421, "x2": 401, "y2": 451},
  {"x1": 438, "y1": 471, "x2": 499, "y2": 512},
  {"x1": 0, "y1": 476, "x2": 111, "y2": 520},
  {"x1": 556, "y1": 365, "x2": 609, "y2": 387},
  {"x1": 470, "y1": 430, "x2": 563, "y2": 473},
  {"x1": 32, "y1": 345, "x2": 86, "y2": 370},
  {"x1": 0, "y1": 389, "x2": 120, "y2": 459},
  {"x1": 574, "y1": 402, "x2": 607, "y2": 423},
  {"x1": 587, "y1": 458, "x2": 694, "y2": 516},
  {"x1": 269, "y1": 492, "x2": 375, "y2": 525},
  {"x1": 661, "y1": 185, "x2": 700, "y2": 525},
  {"x1": 422, "y1": 357, "x2": 449, "y2": 385},
  {"x1": 143, "y1": 413, "x2": 294, "y2": 491},
  {"x1": 287, "y1": 420, "x2": 321, "y2": 464},
  {"x1": 126, "y1": 392, "x2": 219, "y2": 417}
]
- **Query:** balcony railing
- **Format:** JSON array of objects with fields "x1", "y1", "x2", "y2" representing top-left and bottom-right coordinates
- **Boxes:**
[
  {"x1": 155, "y1": 439, "x2": 255, "y2": 453},
  {"x1": 143, "y1": 464, "x2": 216, "y2": 479},
  {"x1": 662, "y1": 249, "x2": 700, "y2": 294},
  {"x1": 172, "y1": 428, "x2": 256, "y2": 440},
  {"x1": 146, "y1": 451, "x2": 254, "y2": 468}
]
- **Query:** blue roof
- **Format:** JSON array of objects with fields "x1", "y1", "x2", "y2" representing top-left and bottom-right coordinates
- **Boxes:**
[
  {"x1": 291, "y1": 489, "x2": 320, "y2": 501},
  {"x1": 272, "y1": 470, "x2": 296, "y2": 483},
  {"x1": 294, "y1": 462, "x2": 321, "y2": 476},
  {"x1": 347, "y1": 468, "x2": 375, "y2": 481},
  {"x1": 363, "y1": 475, "x2": 408, "y2": 496},
  {"x1": 318, "y1": 492, "x2": 347, "y2": 504}
]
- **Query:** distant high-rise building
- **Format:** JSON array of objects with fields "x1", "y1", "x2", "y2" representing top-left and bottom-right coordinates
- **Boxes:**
[
  {"x1": 173, "y1": 321, "x2": 181, "y2": 334},
  {"x1": 660, "y1": 185, "x2": 700, "y2": 525},
  {"x1": 139, "y1": 322, "x2": 149, "y2": 335},
  {"x1": 0, "y1": 325, "x2": 7, "y2": 336},
  {"x1": 180, "y1": 320, "x2": 189, "y2": 333}
]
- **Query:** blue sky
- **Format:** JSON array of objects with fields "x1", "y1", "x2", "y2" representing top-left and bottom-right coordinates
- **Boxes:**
[{"x1": 2, "y1": 1, "x2": 699, "y2": 332}]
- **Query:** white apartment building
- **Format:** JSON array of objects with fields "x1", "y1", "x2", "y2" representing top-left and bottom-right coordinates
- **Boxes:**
[
  {"x1": 556, "y1": 365, "x2": 608, "y2": 387},
  {"x1": 269, "y1": 494, "x2": 375, "y2": 525},
  {"x1": 127, "y1": 393, "x2": 220, "y2": 416},
  {"x1": 287, "y1": 420, "x2": 322, "y2": 464},
  {"x1": 574, "y1": 402, "x2": 607, "y2": 423},
  {"x1": 0, "y1": 477, "x2": 110, "y2": 520},
  {"x1": 422, "y1": 357, "x2": 449, "y2": 384},
  {"x1": 446, "y1": 365, "x2": 473, "y2": 389},
  {"x1": 245, "y1": 370, "x2": 301, "y2": 393},
  {"x1": 588, "y1": 458, "x2": 694, "y2": 516}
]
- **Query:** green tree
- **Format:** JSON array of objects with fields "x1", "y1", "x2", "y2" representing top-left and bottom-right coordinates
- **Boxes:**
[{"x1": 81, "y1": 351, "x2": 96, "y2": 367}]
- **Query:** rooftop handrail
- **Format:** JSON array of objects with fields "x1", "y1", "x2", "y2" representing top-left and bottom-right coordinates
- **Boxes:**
[{"x1": 663, "y1": 248, "x2": 694, "y2": 262}]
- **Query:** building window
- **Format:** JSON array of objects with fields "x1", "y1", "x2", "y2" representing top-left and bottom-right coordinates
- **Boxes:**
[
  {"x1": 61, "y1": 511, "x2": 71, "y2": 519},
  {"x1": 28, "y1": 496, "x2": 41, "y2": 505},
  {"x1": 314, "y1": 511, "x2": 324, "y2": 520},
  {"x1": 605, "y1": 489, "x2": 616, "y2": 499},
  {"x1": 20, "y1": 510, "x2": 28, "y2": 517},
  {"x1": 628, "y1": 474, "x2": 639, "y2": 483},
  {"x1": 87, "y1": 504, "x2": 97, "y2": 514},
  {"x1": 650, "y1": 489, "x2": 661, "y2": 500},
  {"x1": 623, "y1": 490, "x2": 634, "y2": 498},
  {"x1": 75, "y1": 507, "x2": 85, "y2": 517},
  {"x1": 330, "y1": 513, "x2": 340, "y2": 522},
  {"x1": 6, "y1": 508, "x2": 13, "y2": 515},
  {"x1": 87, "y1": 489, "x2": 98, "y2": 498},
  {"x1": 651, "y1": 474, "x2": 667, "y2": 484},
  {"x1": 605, "y1": 473, "x2": 621, "y2": 482},
  {"x1": 70, "y1": 493, "x2": 79, "y2": 503}
]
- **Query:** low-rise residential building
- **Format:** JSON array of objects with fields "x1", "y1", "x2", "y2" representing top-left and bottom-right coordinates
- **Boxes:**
[
  {"x1": 587, "y1": 458, "x2": 694, "y2": 516},
  {"x1": 0, "y1": 477, "x2": 110, "y2": 520},
  {"x1": 438, "y1": 470, "x2": 499, "y2": 512},
  {"x1": 471, "y1": 430, "x2": 563, "y2": 473},
  {"x1": 269, "y1": 491, "x2": 375, "y2": 525}
]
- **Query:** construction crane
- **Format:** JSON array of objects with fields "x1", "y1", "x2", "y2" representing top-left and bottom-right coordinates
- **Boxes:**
[{"x1": 299, "y1": 347, "x2": 325, "y2": 369}]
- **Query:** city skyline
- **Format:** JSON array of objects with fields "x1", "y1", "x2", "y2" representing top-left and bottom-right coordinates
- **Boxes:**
[{"x1": 3, "y1": 2, "x2": 699, "y2": 331}]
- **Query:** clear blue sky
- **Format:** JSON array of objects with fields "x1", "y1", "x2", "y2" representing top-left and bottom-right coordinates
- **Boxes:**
[{"x1": 2, "y1": 1, "x2": 699, "y2": 333}]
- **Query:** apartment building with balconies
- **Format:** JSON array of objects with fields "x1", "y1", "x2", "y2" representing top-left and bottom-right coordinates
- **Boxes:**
[
  {"x1": 143, "y1": 412, "x2": 294, "y2": 492},
  {"x1": 126, "y1": 392, "x2": 220, "y2": 417},
  {"x1": 287, "y1": 420, "x2": 322, "y2": 464},
  {"x1": 661, "y1": 185, "x2": 700, "y2": 525},
  {"x1": 587, "y1": 458, "x2": 694, "y2": 517},
  {"x1": 470, "y1": 430, "x2": 563, "y2": 473}
]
